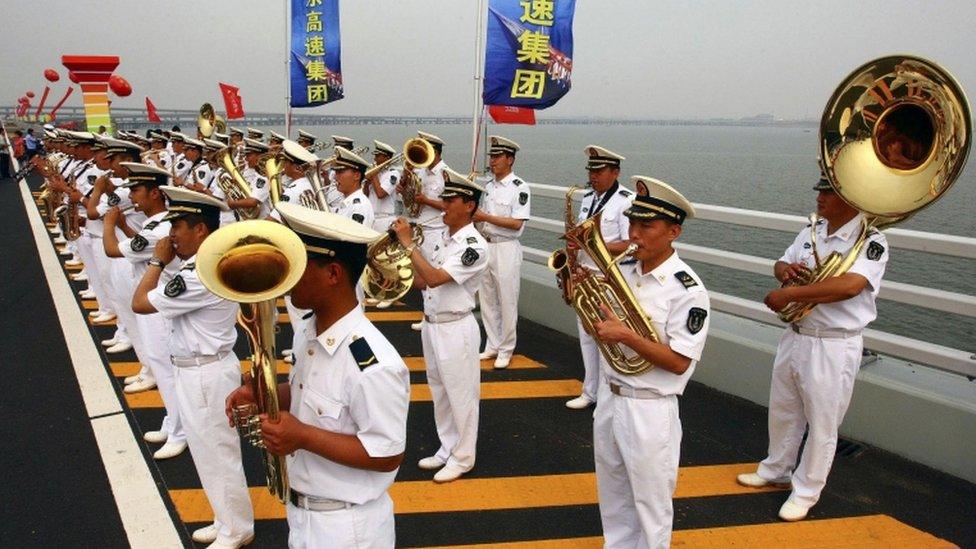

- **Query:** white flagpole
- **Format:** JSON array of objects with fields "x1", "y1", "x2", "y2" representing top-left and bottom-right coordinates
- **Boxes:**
[
  {"x1": 469, "y1": 0, "x2": 487, "y2": 175},
  {"x1": 284, "y1": 0, "x2": 291, "y2": 137}
]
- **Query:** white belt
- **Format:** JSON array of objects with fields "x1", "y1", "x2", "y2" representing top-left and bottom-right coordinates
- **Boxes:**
[
  {"x1": 289, "y1": 489, "x2": 354, "y2": 512},
  {"x1": 170, "y1": 350, "x2": 232, "y2": 367},
  {"x1": 608, "y1": 380, "x2": 662, "y2": 400},
  {"x1": 791, "y1": 324, "x2": 861, "y2": 339},
  {"x1": 424, "y1": 311, "x2": 472, "y2": 324}
]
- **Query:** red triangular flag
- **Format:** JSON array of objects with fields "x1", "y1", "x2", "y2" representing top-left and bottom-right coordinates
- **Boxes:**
[
  {"x1": 219, "y1": 82, "x2": 245, "y2": 120},
  {"x1": 145, "y1": 96, "x2": 161, "y2": 123},
  {"x1": 487, "y1": 105, "x2": 536, "y2": 125}
]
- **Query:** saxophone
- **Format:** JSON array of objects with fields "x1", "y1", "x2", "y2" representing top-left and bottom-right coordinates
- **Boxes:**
[
  {"x1": 563, "y1": 212, "x2": 662, "y2": 376},
  {"x1": 216, "y1": 146, "x2": 262, "y2": 220},
  {"x1": 547, "y1": 186, "x2": 583, "y2": 304}
]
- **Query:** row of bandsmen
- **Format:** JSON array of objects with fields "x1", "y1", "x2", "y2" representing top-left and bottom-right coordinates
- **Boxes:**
[{"x1": 35, "y1": 129, "x2": 889, "y2": 548}]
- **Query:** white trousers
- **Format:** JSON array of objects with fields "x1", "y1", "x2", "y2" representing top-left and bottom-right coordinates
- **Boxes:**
[
  {"x1": 92, "y1": 241, "x2": 131, "y2": 344},
  {"x1": 174, "y1": 354, "x2": 254, "y2": 543},
  {"x1": 76, "y1": 234, "x2": 113, "y2": 315},
  {"x1": 577, "y1": 318, "x2": 601, "y2": 402},
  {"x1": 478, "y1": 240, "x2": 521, "y2": 359},
  {"x1": 421, "y1": 315, "x2": 480, "y2": 470},
  {"x1": 286, "y1": 492, "x2": 395, "y2": 549},
  {"x1": 136, "y1": 311, "x2": 184, "y2": 442},
  {"x1": 594, "y1": 381, "x2": 681, "y2": 549},
  {"x1": 757, "y1": 329, "x2": 862, "y2": 508}
]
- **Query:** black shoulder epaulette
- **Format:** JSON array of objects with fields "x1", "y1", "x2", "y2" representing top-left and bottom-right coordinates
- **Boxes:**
[
  {"x1": 584, "y1": 190, "x2": 594, "y2": 197},
  {"x1": 181, "y1": 262, "x2": 196, "y2": 272},
  {"x1": 352, "y1": 197, "x2": 361, "y2": 204},
  {"x1": 349, "y1": 337, "x2": 378, "y2": 371},
  {"x1": 466, "y1": 236, "x2": 478, "y2": 244},
  {"x1": 619, "y1": 189, "x2": 632, "y2": 197},
  {"x1": 513, "y1": 178, "x2": 523, "y2": 186},
  {"x1": 675, "y1": 270, "x2": 699, "y2": 289},
  {"x1": 301, "y1": 311, "x2": 314, "y2": 320},
  {"x1": 620, "y1": 258, "x2": 637, "y2": 266}
]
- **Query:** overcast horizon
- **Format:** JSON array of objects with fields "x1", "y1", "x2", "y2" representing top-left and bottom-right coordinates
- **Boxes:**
[{"x1": 2, "y1": 0, "x2": 975, "y2": 120}]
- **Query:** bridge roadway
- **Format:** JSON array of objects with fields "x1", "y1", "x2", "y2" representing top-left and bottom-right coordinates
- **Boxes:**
[{"x1": 3, "y1": 173, "x2": 973, "y2": 547}]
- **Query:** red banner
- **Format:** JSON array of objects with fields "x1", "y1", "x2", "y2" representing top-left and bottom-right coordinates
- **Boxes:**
[
  {"x1": 219, "y1": 82, "x2": 245, "y2": 119},
  {"x1": 487, "y1": 105, "x2": 536, "y2": 125},
  {"x1": 145, "y1": 96, "x2": 161, "y2": 123}
]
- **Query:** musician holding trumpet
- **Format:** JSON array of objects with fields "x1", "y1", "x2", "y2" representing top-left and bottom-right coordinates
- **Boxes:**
[{"x1": 587, "y1": 177, "x2": 709, "y2": 549}]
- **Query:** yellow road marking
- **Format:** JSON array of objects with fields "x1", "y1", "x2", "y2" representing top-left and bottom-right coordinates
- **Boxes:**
[
  {"x1": 125, "y1": 379, "x2": 582, "y2": 409},
  {"x1": 418, "y1": 515, "x2": 955, "y2": 548},
  {"x1": 169, "y1": 463, "x2": 784, "y2": 522},
  {"x1": 65, "y1": 263, "x2": 83, "y2": 271},
  {"x1": 83, "y1": 300, "x2": 98, "y2": 310}
]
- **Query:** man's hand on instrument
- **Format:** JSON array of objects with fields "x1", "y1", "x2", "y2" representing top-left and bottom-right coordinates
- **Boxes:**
[
  {"x1": 154, "y1": 236, "x2": 177, "y2": 265},
  {"x1": 391, "y1": 217, "x2": 413, "y2": 248},
  {"x1": 592, "y1": 303, "x2": 632, "y2": 344},
  {"x1": 259, "y1": 411, "x2": 307, "y2": 456},
  {"x1": 103, "y1": 206, "x2": 121, "y2": 227},
  {"x1": 224, "y1": 376, "x2": 256, "y2": 427},
  {"x1": 764, "y1": 288, "x2": 792, "y2": 312},
  {"x1": 777, "y1": 262, "x2": 811, "y2": 284}
]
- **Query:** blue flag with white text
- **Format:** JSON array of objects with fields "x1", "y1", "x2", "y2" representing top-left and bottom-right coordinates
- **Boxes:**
[
  {"x1": 482, "y1": 0, "x2": 576, "y2": 109},
  {"x1": 290, "y1": 0, "x2": 343, "y2": 108}
]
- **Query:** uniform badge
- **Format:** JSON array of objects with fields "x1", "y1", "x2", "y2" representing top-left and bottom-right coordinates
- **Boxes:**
[
  {"x1": 687, "y1": 307, "x2": 708, "y2": 335},
  {"x1": 675, "y1": 271, "x2": 699, "y2": 289},
  {"x1": 197, "y1": 170, "x2": 207, "y2": 179},
  {"x1": 352, "y1": 197, "x2": 361, "y2": 204},
  {"x1": 390, "y1": 175, "x2": 398, "y2": 185},
  {"x1": 461, "y1": 247, "x2": 480, "y2": 266},
  {"x1": 164, "y1": 275, "x2": 186, "y2": 297},
  {"x1": 107, "y1": 193, "x2": 121, "y2": 206},
  {"x1": 144, "y1": 221, "x2": 160, "y2": 231},
  {"x1": 256, "y1": 177, "x2": 266, "y2": 189},
  {"x1": 88, "y1": 175, "x2": 97, "y2": 184},
  {"x1": 519, "y1": 192, "x2": 528, "y2": 206},
  {"x1": 867, "y1": 241, "x2": 885, "y2": 261},
  {"x1": 349, "y1": 337, "x2": 378, "y2": 371},
  {"x1": 177, "y1": 161, "x2": 185, "y2": 169},
  {"x1": 130, "y1": 235, "x2": 148, "y2": 252},
  {"x1": 803, "y1": 242, "x2": 811, "y2": 249},
  {"x1": 513, "y1": 178, "x2": 523, "y2": 186},
  {"x1": 352, "y1": 213, "x2": 365, "y2": 224},
  {"x1": 281, "y1": 194, "x2": 291, "y2": 202},
  {"x1": 466, "y1": 236, "x2": 478, "y2": 244}
]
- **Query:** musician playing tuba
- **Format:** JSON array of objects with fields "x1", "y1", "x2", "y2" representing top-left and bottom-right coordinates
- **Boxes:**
[
  {"x1": 588, "y1": 176, "x2": 709, "y2": 549},
  {"x1": 225, "y1": 204, "x2": 410, "y2": 549}
]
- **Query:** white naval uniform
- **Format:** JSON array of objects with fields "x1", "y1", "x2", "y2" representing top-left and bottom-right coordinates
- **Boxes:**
[
  {"x1": 409, "y1": 160, "x2": 447, "y2": 258},
  {"x1": 241, "y1": 166, "x2": 272, "y2": 219},
  {"x1": 208, "y1": 167, "x2": 238, "y2": 227},
  {"x1": 145, "y1": 149, "x2": 172, "y2": 170},
  {"x1": 594, "y1": 252, "x2": 709, "y2": 549},
  {"x1": 420, "y1": 223, "x2": 488, "y2": 471},
  {"x1": 119, "y1": 211, "x2": 184, "y2": 445},
  {"x1": 333, "y1": 188, "x2": 374, "y2": 228},
  {"x1": 287, "y1": 307, "x2": 410, "y2": 549},
  {"x1": 272, "y1": 175, "x2": 318, "y2": 359},
  {"x1": 367, "y1": 167, "x2": 398, "y2": 232},
  {"x1": 576, "y1": 182, "x2": 634, "y2": 402},
  {"x1": 75, "y1": 164, "x2": 116, "y2": 320},
  {"x1": 147, "y1": 256, "x2": 254, "y2": 544},
  {"x1": 171, "y1": 155, "x2": 192, "y2": 182},
  {"x1": 478, "y1": 172, "x2": 531, "y2": 361},
  {"x1": 757, "y1": 214, "x2": 888, "y2": 509}
]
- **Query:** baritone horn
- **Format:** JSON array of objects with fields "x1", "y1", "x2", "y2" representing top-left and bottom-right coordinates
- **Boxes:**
[
  {"x1": 779, "y1": 55, "x2": 971, "y2": 323},
  {"x1": 216, "y1": 146, "x2": 262, "y2": 220},
  {"x1": 198, "y1": 102, "x2": 227, "y2": 139},
  {"x1": 400, "y1": 138, "x2": 435, "y2": 217},
  {"x1": 196, "y1": 220, "x2": 308, "y2": 503},
  {"x1": 361, "y1": 220, "x2": 427, "y2": 303}
]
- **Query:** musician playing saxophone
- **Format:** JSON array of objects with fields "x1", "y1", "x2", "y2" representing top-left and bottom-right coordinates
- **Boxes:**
[{"x1": 588, "y1": 177, "x2": 709, "y2": 549}]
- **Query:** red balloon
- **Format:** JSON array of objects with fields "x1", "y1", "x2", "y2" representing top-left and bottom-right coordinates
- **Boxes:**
[
  {"x1": 109, "y1": 74, "x2": 132, "y2": 97},
  {"x1": 68, "y1": 70, "x2": 79, "y2": 84},
  {"x1": 44, "y1": 69, "x2": 60, "y2": 82},
  {"x1": 26, "y1": 91, "x2": 35, "y2": 98}
]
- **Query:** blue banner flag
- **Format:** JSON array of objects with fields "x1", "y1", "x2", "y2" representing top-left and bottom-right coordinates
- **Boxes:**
[
  {"x1": 482, "y1": 0, "x2": 576, "y2": 110},
  {"x1": 290, "y1": 0, "x2": 343, "y2": 108}
]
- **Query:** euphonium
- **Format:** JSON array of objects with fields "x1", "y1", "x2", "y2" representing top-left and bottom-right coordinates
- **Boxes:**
[
  {"x1": 547, "y1": 186, "x2": 583, "y2": 304},
  {"x1": 361, "y1": 222, "x2": 424, "y2": 303},
  {"x1": 259, "y1": 151, "x2": 286, "y2": 206},
  {"x1": 779, "y1": 55, "x2": 971, "y2": 323},
  {"x1": 216, "y1": 146, "x2": 262, "y2": 220},
  {"x1": 197, "y1": 102, "x2": 227, "y2": 138},
  {"x1": 196, "y1": 219, "x2": 308, "y2": 503},
  {"x1": 563, "y1": 212, "x2": 663, "y2": 375},
  {"x1": 400, "y1": 138, "x2": 435, "y2": 217}
]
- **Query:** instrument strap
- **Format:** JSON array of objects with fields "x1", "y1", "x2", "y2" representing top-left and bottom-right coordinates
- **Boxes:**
[{"x1": 589, "y1": 180, "x2": 619, "y2": 219}]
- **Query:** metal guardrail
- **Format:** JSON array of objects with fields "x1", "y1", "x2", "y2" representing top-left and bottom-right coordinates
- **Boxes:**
[{"x1": 524, "y1": 182, "x2": 976, "y2": 379}]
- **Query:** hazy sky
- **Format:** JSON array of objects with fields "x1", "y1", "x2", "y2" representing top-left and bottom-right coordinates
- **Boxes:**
[{"x1": 2, "y1": 0, "x2": 974, "y2": 119}]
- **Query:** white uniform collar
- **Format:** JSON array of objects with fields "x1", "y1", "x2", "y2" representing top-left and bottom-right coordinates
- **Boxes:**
[
  {"x1": 821, "y1": 213, "x2": 864, "y2": 242},
  {"x1": 493, "y1": 172, "x2": 517, "y2": 186},
  {"x1": 306, "y1": 305, "x2": 366, "y2": 356},
  {"x1": 341, "y1": 187, "x2": 366, "y2": 206},
  {"x1": 448, "y1": 222, "x2": 479, "y2": 243},
  {"x1": 633, "y1": 249, "x2": 681, "y2": 286}
]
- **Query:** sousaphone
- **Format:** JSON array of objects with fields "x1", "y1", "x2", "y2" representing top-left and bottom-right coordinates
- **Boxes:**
[{"x1": 779, "y1": 55, "x2": 971, "y2": 322}]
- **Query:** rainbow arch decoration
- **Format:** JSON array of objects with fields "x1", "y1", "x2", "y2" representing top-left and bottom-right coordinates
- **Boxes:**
[{"x1": 61, "y1": 55, "x2": 120, "y2": 133}]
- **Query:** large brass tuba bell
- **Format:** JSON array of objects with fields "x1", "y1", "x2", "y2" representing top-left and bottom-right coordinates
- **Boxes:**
[
  {"x1": 198, "y1": 102, "x2": 227, "y2": 139},
  {"x1": 196, "y1": 220, "x2": 308, "y2": 503},
  {"x1": 779, "y1": 55, "x2": 971, "y2": 323}
]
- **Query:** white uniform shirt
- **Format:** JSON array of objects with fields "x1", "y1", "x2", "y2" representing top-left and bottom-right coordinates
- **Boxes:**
[
  {"x1": 172, "y1": 155, "x2": 192, "y2": 182},
  {"x1": 410, "y1": 160, "x2": 447, "y2": 229},
  {"x1": 422, "y1": 223, "x2": 489, "y2": 316},
  {"x1": 77, "y1": 165, "x2": 109, "y2": 234},
  {"x1": 333, "y1": 188, "x2": 374, "y2": 227},
  {"x1": 208, "y1": 167, "x2": 238, "y2": 226},
  {"x1": 368, "y1": 168, "x2": 398, "y2": 218},
  {"x1": 779, "y1": 213, "x2": 889, "y2": 331},
  {"x1": 147, "y1": 255, "x2": 239, "y2": 357},
  {"x1": 288, "y1": 307, "x2": 410, "y2": 504},
  {"x1": 190, "y1": 162, "x2": 215, "y2": 190},
  {"x1": 577, "y1": 182, "x2": 634, "y2": 270},
  {"x1": 481, "y1": 171, "x2": 531, "y2": 241},
  {"x1": 118, "y1": 211, "x2": 178, "y2": 279},
  {"x1": 269, "y1": 176, "x2": 315, "y2": 221},
  {"x1": 604, "y1": 252, "x2": 710, "y2": 396},
  {"x1": 241, "y1": 166, "x2": 272, "y2": 219},
  {"x1": 145, "y1": 149, "x2": 172, "y2": 170}
]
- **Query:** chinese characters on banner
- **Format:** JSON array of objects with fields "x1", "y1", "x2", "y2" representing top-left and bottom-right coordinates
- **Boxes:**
[
  {"x1": 290, "y1": 0, "x2": 343, "y2": 108},
  {"x1": 483, "y1": 0, "x2": 576, "y2": 109}
]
